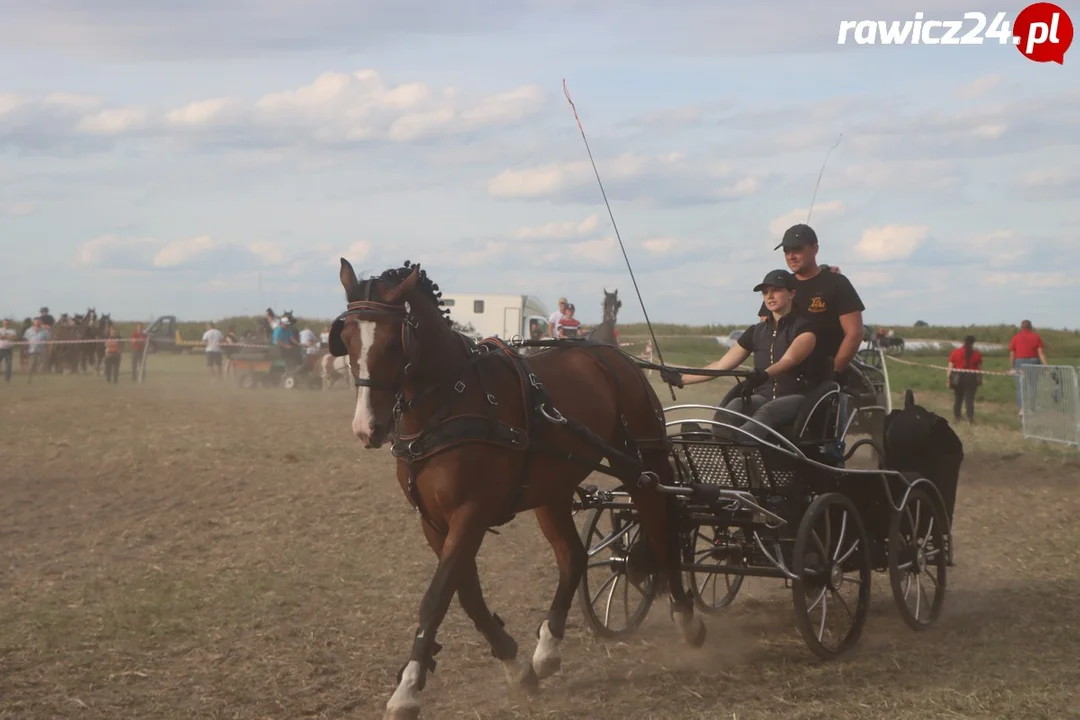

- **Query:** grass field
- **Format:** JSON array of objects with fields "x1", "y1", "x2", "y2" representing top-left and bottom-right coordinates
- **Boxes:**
[{"x1": 2, "y1": 351, "x2": 1079, "y2": 719}]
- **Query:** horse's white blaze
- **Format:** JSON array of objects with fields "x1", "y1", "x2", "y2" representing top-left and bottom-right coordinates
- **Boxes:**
[
  {"x1": 531, "y1": 619, "x2": 562, "y2": 679},
  {"x1": 385, "y1": 660, "x2": 422, "y2": 715},
  {"x1": 350, "y1": 320, "x2": 377, "y2": 439}
]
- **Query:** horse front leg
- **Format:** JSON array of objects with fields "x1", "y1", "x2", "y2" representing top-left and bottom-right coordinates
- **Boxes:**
[
  {"x1": 385, "y1": 507, "x2": 488, "y2": 720},
  {"x1": 529, "y1": 502, "x2": 587, "y2": 682}
]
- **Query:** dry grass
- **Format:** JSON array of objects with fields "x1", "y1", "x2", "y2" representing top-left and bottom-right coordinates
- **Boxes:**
[{"x1": 2, "y1": 356, "x2": 1079, "y2": 719}]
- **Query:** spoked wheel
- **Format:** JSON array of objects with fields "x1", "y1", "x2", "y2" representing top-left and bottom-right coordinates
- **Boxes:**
[
  {"x1": 576, "y1": 504, "x2": 657, "y2": 639},
  {"x1": 888, "y1": 486, "x2": 947, "y2": 630},
  {"x1": 283, "y1": 375, "x2": 297, "y2": 390},
  {"x1": 687, "y1": 526, "x2": 744, "y2": 614},
  {"x1": 792, "y1": 493, "x2": 872, "y2": 660}
]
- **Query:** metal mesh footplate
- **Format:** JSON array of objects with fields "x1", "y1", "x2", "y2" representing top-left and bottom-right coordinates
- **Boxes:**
[{"x1": 673, "y1": 439, "x2": 796, "y2": 491}]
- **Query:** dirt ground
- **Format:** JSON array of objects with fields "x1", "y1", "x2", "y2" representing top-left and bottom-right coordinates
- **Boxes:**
[{"x1": 3, "y1": 357, "x2": 1080, "y2": 720}]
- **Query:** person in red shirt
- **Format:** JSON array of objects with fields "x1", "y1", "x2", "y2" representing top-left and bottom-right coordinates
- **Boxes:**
[
  {"x1": 103, "y1": 327, "x2": 123, "y2": 384},
  {"x1": 130, "y1": 322, "x2": 148, "y2": 381},
  {"x1": 1008, "y1": 319, "x2": 1048, "y2": 414},
  {"x1": 558, "y1": 304, "x2": 582, "y2": 338},
  {"x1": 947, "y1": 335, "x2": 982, "y2": 424}
]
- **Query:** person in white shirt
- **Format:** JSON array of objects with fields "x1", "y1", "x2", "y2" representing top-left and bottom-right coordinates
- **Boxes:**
[
  {"x1": 202, "y1": 321, "x2": 225, "y2": 379},
  {"x1": 299, "y1": 327, "x2": 318, "y2": 355},
  {"x1": 0, "y1": 318, "x2": 16, "y2": 384},
  {"x1": 549, "y1": 297, "x2": 567, "y2": 339}
]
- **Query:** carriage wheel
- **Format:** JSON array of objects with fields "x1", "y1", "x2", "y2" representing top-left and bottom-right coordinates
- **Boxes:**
[
  {"x1": 687, "y1": 526, "x2": 744, "y2": 614},
  {"x1": 576, "y1": 504, "x2": 656, "y2": 639},
  {"x1": 888, "y1": 486, "x2": 947, "y2": 630},
  {"x1": 792, "y1": 493, "x2": 872, "y2": 661},
  {"x1": 239, "y1": 372, "x2": 257, "y2": 390},
  {"x1": 282, "y1": 375, "x2": 296, "y2": 390}
]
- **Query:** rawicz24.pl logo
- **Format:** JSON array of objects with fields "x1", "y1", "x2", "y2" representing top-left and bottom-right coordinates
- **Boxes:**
[{"x1": 836, "y1": 3, "x2": 1074, "y2": 64}]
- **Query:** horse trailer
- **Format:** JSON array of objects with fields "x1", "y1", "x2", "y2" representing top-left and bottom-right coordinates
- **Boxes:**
[{"x1": 439, "y1": 293, "x2": 550, "y2": 341}]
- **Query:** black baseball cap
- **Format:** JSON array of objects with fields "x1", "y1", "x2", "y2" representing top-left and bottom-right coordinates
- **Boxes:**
[
  {"x1": 774, "y1": 223, "x2": 818, "y2": 251},
  {"x1": 753, "y1": 269, "x2": 796, "y2": 292}
]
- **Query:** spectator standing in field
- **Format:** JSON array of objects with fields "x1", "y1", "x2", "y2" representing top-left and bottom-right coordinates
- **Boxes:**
[
  {"x1": 0, "y1": 318, "x2": 16, "y2": 384},
  {"x1": 549, "y1": 297, "x2": 567, "y2": 339},
  {"x1": 299, "y1": 325, "x2": 319, "y2": 372},
  {"x1": 130, "y1": 322, "x2": 148, "y2": 381},
  {"x1": 202, "y1": 321, "x2": 225, "y2": 380},
  {"x1": 222, "y1": 325, "x2": 239, "y2": 378},
  {"x1": 23, "y1": 318, "x2": 48, "y2": 383},
  {"x1": 1009, "y1": 319, "x2": 1048, "y2": 416},
  {"x1": 103, "y1": 327, "x2": 122, "y2": 383},
  {"x1": 947, "y1": 335, "x2": 982, "y2": 424}
]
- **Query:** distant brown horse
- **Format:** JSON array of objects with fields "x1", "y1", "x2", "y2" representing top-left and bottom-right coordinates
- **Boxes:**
[
  {"x1": 328, "y1": 259, "x2": 705, "y2": 720},
  {"x1": 585, "y1": 287, "x2": 621, "y2": 346}
]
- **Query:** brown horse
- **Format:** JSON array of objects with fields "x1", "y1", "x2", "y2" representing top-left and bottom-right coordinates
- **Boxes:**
[
  {"x1": 585, "y1": 287, "x2": 621, "y2": 346},
  {"x1": 329, "y1": 259, "x2": 706, "y2": 720}
]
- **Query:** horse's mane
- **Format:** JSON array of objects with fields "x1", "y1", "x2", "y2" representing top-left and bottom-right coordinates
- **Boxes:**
[{"x1": 347, "y1": 261, "x2": 454, "y2": 328}]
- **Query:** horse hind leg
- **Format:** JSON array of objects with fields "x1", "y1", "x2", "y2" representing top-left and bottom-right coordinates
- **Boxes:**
[
  {"x1": 630, "y1": 449, "x2": 706, "y2": 648},
  {"x1": 527, "y1": 501, "x2": 587, "y2": 682},
  {"x1": 455, "y1": 555, "x2": 536, "y2": 690}
]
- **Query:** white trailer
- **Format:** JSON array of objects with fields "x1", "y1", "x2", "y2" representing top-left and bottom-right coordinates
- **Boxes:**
[{"x1": 440, "y1": 293, "x2": 550, "y2": 341}]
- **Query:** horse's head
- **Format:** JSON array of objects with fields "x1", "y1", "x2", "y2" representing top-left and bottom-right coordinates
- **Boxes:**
[
  {"x1": 601, "y1": 288, "x2": 622, "y2": 323},
  {"x1": 330, "y1": 258, "x2": 454, "y2": 449}
]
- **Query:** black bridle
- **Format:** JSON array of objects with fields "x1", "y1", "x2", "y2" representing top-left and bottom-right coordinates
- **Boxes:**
[{"x1": 328, "y1": 298, "x2": 419, "y2": 394}]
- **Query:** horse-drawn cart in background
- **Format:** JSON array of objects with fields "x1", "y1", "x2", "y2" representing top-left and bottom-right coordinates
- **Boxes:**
[
  {"x1": 234, "y1": 346, "x2": 321, "y2": 390},
  {"x1": 573, "y1": 353, "x2": 962, "y2": 660}
]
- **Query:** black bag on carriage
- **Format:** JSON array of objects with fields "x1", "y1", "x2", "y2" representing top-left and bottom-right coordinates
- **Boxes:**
[{"x1": 882, "y1": 389, "x2": 964, "y2": 525}]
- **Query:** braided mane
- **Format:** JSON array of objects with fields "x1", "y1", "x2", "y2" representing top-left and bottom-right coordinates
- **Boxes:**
[{"x1": 346, "y1": 260, "x2": 453, "y2": 327}]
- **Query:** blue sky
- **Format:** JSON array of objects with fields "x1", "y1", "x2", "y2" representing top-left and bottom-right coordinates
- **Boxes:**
[{"x1": 1, "y1": 0, "x2": 1077, "y2": 328}]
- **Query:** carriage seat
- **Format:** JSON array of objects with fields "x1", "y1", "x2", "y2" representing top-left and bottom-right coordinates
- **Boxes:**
[{"x1": 702, "y1": 379, "x2": 845, "y2": 445}]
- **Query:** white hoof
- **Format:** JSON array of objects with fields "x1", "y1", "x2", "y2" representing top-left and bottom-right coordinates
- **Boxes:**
[
  {"x1": 385, "y1": 661, "x2": 422, "y2": 720},
  {"x1": 531, "y1": 620, "x2": 562, "y2": 679}
]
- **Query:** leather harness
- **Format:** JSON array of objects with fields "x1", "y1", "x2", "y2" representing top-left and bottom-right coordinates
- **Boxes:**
[{"x1": 329, "y1": 292, "x2": 669, "y2": 537}]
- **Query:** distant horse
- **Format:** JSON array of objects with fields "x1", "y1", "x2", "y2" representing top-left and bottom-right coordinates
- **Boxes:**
[
  {"x1": 883, "y1": 336, "x2": 905, "y2": 354},
  {"x1": 585, "y1": 287, "x2": 621, "y2": 347},
  {"x1": 92, "y1": 313, "x2": 113, "y2": 374},
  {"x1": 328, "y1": 259, "x2": 703, "y2": 720},
  {"x1": 319, "y1": 352, "x2": 350, "y2": 390}
]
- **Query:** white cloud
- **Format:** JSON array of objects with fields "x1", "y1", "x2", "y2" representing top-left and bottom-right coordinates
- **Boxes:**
[
  {"x1": 642, "y1": 237, "x2": 677, "y2": 254},
  {"x1": 487, "y1": 152, "x2": 760, "y2": 206},
  {"x1": 247, "y1": 240, "x2": 288, "y2": 266},
  {"x1": 955, "y1": 74, "x2": 1000, "y2": 100},
  {"x1": 971, "y1": 123, "x2": 1006, "y2": 140},
  {"x1": 165, "y1": 98, "x2": 232, "y2": 127},
  {"x1": 853, "y1": 225, "x2": 929, "y2": 262},
  {"x1": 1020, "y1": 170, "x2": 1074, "y2": 187},
  {"x1": 0, "y1": 69, "x2": 547, "y2": 152},
  {"x1": 153, "y1": 235, "x2": 216, "y2": 267},
  {"x1": 76, "y1": 107, "x2": 149, "y2": 135},
  {"x1": 1, "y1": 202, "x2": 34, "y2": 216},
  {"x1": 841, "y1": 160, "x2": 958, "y2": 190},
  {"x1": 768, "y1": 200, "x2": 845, "y2": 237},
  {"x1": 982, "y1": 271, "x2": 1077, "y2": 288},
  {"x1": 77, "y1": 234, "x2": 161, "y2": 268},
  {"x1": 512, "y1": 215, "x2": 600, "y2": 240}
]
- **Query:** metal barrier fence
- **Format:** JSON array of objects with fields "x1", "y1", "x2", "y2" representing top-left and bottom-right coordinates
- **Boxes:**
[{"x1": 1020, "y1": 365, "x2": 1080, "y2": 447}]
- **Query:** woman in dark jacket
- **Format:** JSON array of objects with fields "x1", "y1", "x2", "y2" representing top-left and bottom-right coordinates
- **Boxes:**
[{"x1": 946, "y1": 335, "x2": 982, "y2": 423}]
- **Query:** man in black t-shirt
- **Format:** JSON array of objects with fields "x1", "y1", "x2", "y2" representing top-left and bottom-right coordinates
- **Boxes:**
[
  {"x1": 758, "y1": 223, "x2": 865, "y2": 376},
  {"x1": 665, "y1": 269, "x2": 822, "y2": 440}
]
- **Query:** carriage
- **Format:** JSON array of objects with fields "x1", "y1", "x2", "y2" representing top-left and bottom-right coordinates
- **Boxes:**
[
  {"x1": 571, "y1": 353, "x2": 959, "y2": 660},
  {"x1": 233, "y1": 346, "x2": 321, "y2": 390}
]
